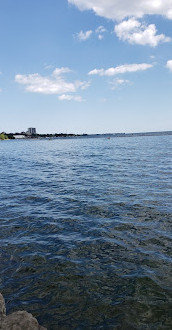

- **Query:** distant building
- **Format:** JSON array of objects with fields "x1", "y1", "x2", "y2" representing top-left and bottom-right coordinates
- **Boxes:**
[
  {"x1": 27, "y1": 127, "x2": 36, "y2": 135},
  {"x1": 13, "y1": 135, "x2": 26, "y2": 139}
]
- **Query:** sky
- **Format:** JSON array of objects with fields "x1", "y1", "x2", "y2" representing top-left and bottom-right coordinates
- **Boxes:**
[{"x1": 0, "y1": 0, "x2": 172, "y2": 134}]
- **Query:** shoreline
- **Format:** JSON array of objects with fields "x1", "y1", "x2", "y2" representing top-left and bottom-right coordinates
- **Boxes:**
[{"x1": 1, "y1": 130, "x2": 172, "y2": 140}]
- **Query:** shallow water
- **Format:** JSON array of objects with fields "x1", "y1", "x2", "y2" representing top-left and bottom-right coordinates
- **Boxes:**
[{"x1": 0, "y1": 135, "x2": 172, "y2": 329}]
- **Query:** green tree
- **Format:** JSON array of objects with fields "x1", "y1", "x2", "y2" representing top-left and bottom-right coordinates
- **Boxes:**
[{"x1": 0, "y1": 133, "x2": 8, "y2": 140}]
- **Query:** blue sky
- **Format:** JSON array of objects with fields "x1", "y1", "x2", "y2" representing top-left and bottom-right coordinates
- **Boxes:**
[{"x1": 0, "y1": 0, "x2": 172, "y2": 134}]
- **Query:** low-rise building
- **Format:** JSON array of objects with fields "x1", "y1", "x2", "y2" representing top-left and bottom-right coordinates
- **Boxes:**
[{"x1": 13, "y1": 135, "x2": 26, "y2": 139}]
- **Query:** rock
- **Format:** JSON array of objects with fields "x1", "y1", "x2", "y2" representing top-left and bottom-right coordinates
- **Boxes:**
[
  {"x1": 0, "y1": 293, "x2": 46, "y2": 330},
  {"x1": 0, "y1": 293, "x2": 6, "y2": 321},
  {"x1": 1, "y1": 311, "x2": 46, "y2": 330}
]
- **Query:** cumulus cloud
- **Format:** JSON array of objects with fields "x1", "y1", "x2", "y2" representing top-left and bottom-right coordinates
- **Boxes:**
[
  {"x1": 58, "y1": 94, "x2": 84, "y2": 102},
  {"x1": 75, "y1": 27, "x2": 107, "y2": 41},
  {"x1": 68, "y1": 0, "x2": 172, "y2": 20},
  {"x1": 15, "y1": 67, "x2": 90, "y2": 95},
  {"x1": 115, "y1": 18, "x2": 171, "y2": 46},
  {"x1": 166, "y1": 60, "x2": 172, "y2": 71},
  {"x1": 76, "y1": 30, "x2": 93, "y2": 41},
  {"x1": 88, "y1": 63, "x2": 153, "y2": 76}
]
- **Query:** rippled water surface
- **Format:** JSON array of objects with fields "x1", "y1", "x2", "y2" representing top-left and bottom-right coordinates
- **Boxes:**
[{"x1": 0, "y1": 136, "x2": 172, "y2": 329}]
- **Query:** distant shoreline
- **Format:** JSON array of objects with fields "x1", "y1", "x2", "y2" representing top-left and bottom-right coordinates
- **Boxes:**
[{"x1": 0, "y1": 130, "x2": 171, "y2": 140}]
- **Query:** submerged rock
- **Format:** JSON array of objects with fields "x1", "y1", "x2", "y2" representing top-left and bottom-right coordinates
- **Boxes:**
[{"x1": 0, "y1": 293, "x2": 46, "y2": 330}]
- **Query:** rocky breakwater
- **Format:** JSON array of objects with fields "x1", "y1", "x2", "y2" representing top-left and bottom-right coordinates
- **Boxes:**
[{"x1": 0, "y1": 293, "x2": 47, "y2": 330}]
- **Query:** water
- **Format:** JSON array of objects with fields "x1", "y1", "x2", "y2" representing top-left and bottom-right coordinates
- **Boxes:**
[{"x1": 0, "y1": 135, "x2": 172, "y2": 329}]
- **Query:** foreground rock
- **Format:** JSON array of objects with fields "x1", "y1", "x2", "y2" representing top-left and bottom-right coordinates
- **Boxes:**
[{"x1": 0, "y1": 293, "x2": 47, "y2": 330}]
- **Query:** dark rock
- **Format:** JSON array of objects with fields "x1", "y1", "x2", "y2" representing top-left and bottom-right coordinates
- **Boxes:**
[{"x1": 0, "y1": 293, "x2": 46, "y2": 330}]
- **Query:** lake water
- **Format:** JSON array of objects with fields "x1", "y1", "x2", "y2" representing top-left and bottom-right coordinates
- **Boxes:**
[{"x1": 0, "y1": 135, "x2": 172, "y2": 329}]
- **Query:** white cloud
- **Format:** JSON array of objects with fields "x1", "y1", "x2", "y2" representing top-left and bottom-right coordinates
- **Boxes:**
[
  {"x1": 68, "y1": 0, "x2": 172, "y2": 20},
  {"x1": 52, "y1": 67, "x2": 72, "y2": 75},
  {"x1": 166, "y1": 60, "x2": 172, "y2": 71},
  {"x1": 88, "y1": 63, "x2": 153, "y2": 76},
  {"x1": 95, "y1": 26, "x2": 107, "y2": 34},
  {"x1": 58, "y1": 94, "x2": 84, "y2": 102},
  {"x1": 110, "y1": 78, "x2": 131, "y2": 89},
  {"x1": 44, "y1": 64, "x2": 54, "y2": 70},
  {"x1": 15, "y1": 67, "x2": 90, "y2": 95},
  {"x1": 76, "y1": 30, "x2": 93, "y2": 41},
  {"x1": 115, "y1": 18, "x2": 171, "y2": 47},
  {"x1": 95, "y1": 25, "x2": 107, "y2": 40},
  {"x1": 98, "y1": 35, "x2": 103, "y2": 40}
]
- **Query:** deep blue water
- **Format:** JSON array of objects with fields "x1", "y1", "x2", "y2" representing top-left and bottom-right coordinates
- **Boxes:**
[{"x1": 0, "y1": 135, "x2": 172, "y2": 329}]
